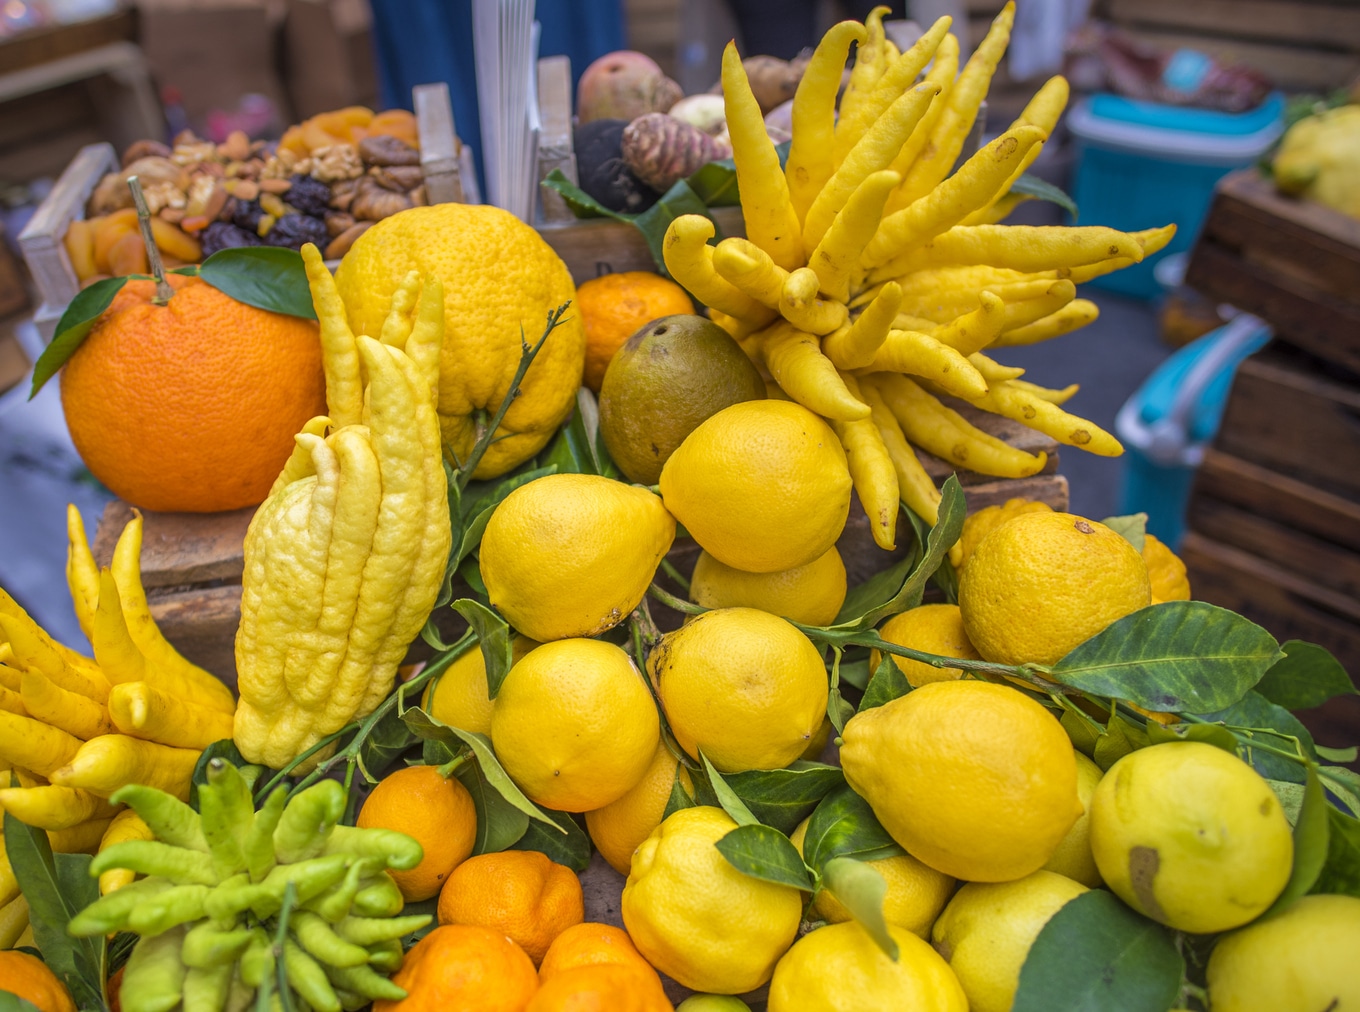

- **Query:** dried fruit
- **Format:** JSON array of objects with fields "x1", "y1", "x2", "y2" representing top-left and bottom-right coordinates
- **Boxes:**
[
  {"x1": 286, "y1": 174, "x2": 333, "y2": 217},
  {"x1": 350, "y1": 177, "x2": 413, "y2": 221},
  {"x1": 359, "y1": 134, "x2": 420, "y2": 167},
  {"x1": 231, "y1": 199, "x2": 265, "y2": 233},
  {"x1": 199, "y1": 222, "x2": 262, "y2": 257},
  {"x1": 264, "y1": 213, "x2": 329, "y2": 250}
]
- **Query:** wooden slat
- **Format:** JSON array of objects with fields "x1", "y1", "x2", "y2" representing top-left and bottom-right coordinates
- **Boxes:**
[
  {"x1": 413, "y1": 82, "x2": 464, "y2": 205},
  {"x1": 539, "y1": 206, "x2": 744, "y2": 280},
  {"x1": 535, "y1": 56, "x2": 577, "y2": 225},
  {"x1": 1106, "y1": 0, "x2": 1360, "y2": 52},
  {"x1": 145, "y1": 584, "x2": 242, "y2": 686},
  {"x1": 1120, "y1": 28, "x2": 1360, "y2": 90},
  {"x1": 93, "y1": 500, "x2": 255, "y2": 589},
  {"x1": 16, "y1": 141, "x2": 116, "y2": 311}
]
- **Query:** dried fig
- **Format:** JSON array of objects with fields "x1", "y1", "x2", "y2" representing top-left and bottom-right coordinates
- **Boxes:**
[
  {"x1": 359, "y1": 134, "x2": 420, "y2": 167},
  {"x1": 351, "y1": 176, "x2": 413, "y2": 220},
  {"x1": 325, "y1": 210, "x2": 356, "y2": 237},
  {"x1": 121, "y1": 139, "x2": 171, "y2": 167},
  {"x1": 325, "y1": 221, "x2": 373, "y2": 259},
  {"x1": 369, "y1": 165, "x2": 423, "y2": 191},
  {"x1": 329, "y1": 178, "x2": 359, "y2": 211}
]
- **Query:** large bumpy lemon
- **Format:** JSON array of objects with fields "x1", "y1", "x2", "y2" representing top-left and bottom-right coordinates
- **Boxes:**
[
  {"x1": 954, "y1": 497, "x2": 1052, "y2": 570},
  {"x1": 1143, "y1": 533, "x2": 1191, "y2": 602},
  {"x1": 623, "y1": 807, "x2": 802, "y2": 994},
  {"x1": 767, "y1": 921, "x2": 967, "y2": 1012},
  {"x1": 335, "y1": 204, "x2": 586, "y2": 479},
  {"x1": 480, "y1": 474, "x2": 675, "y2": 642},
  {"x1": 870, "y1": 605, "x2": 981, "y2": 687},
  {"x1": 840, "y1": 681, "x2": 1081, "y2": 882},
  {"x1": 1206, "y1": 894, "x2": 1360, "y2": 1012},
  {"x1": 958, "y1": 512, "x2": 1151, "y2": 666},
  {"x1": 423, "y1": 635, "x2": 537, "y2": 736},
  {"x1": 650, "y1": 608, "x2": 829, "y2": 773},
  {"x1": 689, "y1": 547, "x2": 847, "y2": 626},
  {"x1": 931, "y1": 871, "x2": 1089, "y2": 1012},
  {"x1": 490, "y1": 639, "x2": 659, "y2": 812},
  {"x1": 585, "y1": 740, "x2": 693, "y2": 875},
  {"x1": 1041, "y1": 750, "x2": 1104, "y2": 887},
  {"x1": 1089, "y1": 741, "x2": 1292, "y2": 933},
  {"x1": 659, "y1": 400, "x2": 851, "y2": 572}
]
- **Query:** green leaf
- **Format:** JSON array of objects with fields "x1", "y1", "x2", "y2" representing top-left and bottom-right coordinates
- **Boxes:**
[
  {"x1": 1254, "y1": 640, "x2": 1357, "y2": 711},
  {"x1": 1265, "y1": 764, "x2": 1330, "y2": 917},
  {"x1": 685, "y1": 158, "x2": 740, "y2": 206},
  {"x1": 1317, "y1": 744, "x2": 1360, "y2": 763},
  {"x1": 1049, "y1": 601, "x2": 1282, "y2": 713},
  {"x1": 802, "y1": 785, "x2": 904, "y2": 871},
  {"x1": 198, "y1": 246, "x2": 317, "y2": 319},
  {"x1": 357, "y1": 700, "x2": 420, "y2": 782},
  {"x1": 541, "y1": 169, "x2": 627, "y2": 221},
  {"x1": 715, "y1": 824, "x2": 814, "y2": 890},
  {"x1": 1009, "y1": 172, "x2": 1079, "y2": 220},
  {"x1": 834, "y1": 549, "x2": 916, "y2": 626},
  {"x1": 820, "y1": 857, "x2": 897, "y2": 960},
  {"x1": 630, "y1": 180, "x2": 721, "y2": 278},
  {"x1": 698, "y1": 753, "x2": 759, "y2": 827},
  {"x1": 1092, "y1": 715, "x2": 1148, "y2": 771},
  {"x1": 662, "y1": 765, "x2": 697, "y2": 820},
  {"x1": 837, "y1": 658, "x2": 870, "y2": 691},
  {"x1": 1100, "y1": 513, "x2": 1147, "y2": 553},
  {"x1": 513, "y1": 810, "x2": 593, "y2": 872},
  {"x1": 453, "y1": 756, "x2": 530, "y2": 855},
  {"x1": 1060, "y1": 706, "x2": 1102, "y2": 757},
  {"x1": 1204, "y1": 690, "x2": 1317, "y2": 783},
  {"x1": 723, "y1": 762, "x2": 846, "y2": 834},
  {"x1": 3, "y1": 814, "x2": 106, "y2": 1011},
  {"x1": 1013, "y1": 890, "x2": 1181, "y2": 1012},
  {"x1": 1267, "y1": 780, "x2": 1306, "y2": 824},
  {"x1": 1145, "y1": 719, "x2": 1238, "y2": 753},
  {"x1": 0, "y1": 994, "x2": 43, "y2": 1012},
  {"x1": 29, "y1": 275, "x2": 129, "y2": 396},
  {"x1": 859, "y1": 653, "x2": 911, "y2": 712},
  {"x1": 451, "y1": 599, "x2": 514, "y2": 699},
  {"x1": 1321, "y1": 766, "x2": 1360, "y2": 818},
  {"x1": 1312, "y1": 807, "x2": 1360, "y2": 898}
]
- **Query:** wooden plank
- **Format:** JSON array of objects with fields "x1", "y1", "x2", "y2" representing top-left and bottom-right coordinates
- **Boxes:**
[
  {"x1": 1121, "y1": 28, "x2": 1360, "y2": 90},
  {"x1": 1105, "y1": 0, "x2": 1360, "y2": 51},
  {"x1": 413, "y1": 82, "x2": 465, "y2": 205},
  {"x1": 93, "y1": 500, "x2": 255, "y2": 589},
  {"x1": 16, "y1": 141, "x2": 116, "y2": 311},
  {"x1": 145, "y1": 584, "x2": 242, "y2": 687},
  {"x1": 540, "y1": 206, "x2": 745, "y2": 280},
  {"x1": 535, "y1": 56, "x2": 577, "y2": 225},
  {"x1": 0, "y1": 10, "x2": 137, "y2": 75}
]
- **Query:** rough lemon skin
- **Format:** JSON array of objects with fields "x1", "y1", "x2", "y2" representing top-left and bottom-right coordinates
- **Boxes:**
[
  {"x1": 480, "y1": 474, "x2": 675, "y2": 642},
  {"x1": 1206, "y1": 894, "x2": 1360, "y2": 1012},
  {"x1": 840, "y1": 681, "x2": 1081, "y2": 882},
  {"x1": 491, "y1": 639, "x2": 660, "y2": 812},
  {"x1": 689, "y1": 547, "x2": 847, "y2": 626},
  {"x1": 1089, "y1": 741, "x2": 1293, "y2": 934},
  {"x1": 870, "y1": 604, "x2": 981, "y2": 687},
  {"x1": 958, "y1": 511, "x2": 1151, "y2": 666},
  {"x1": 1040, "y1": 750, "x2": 1104, "y2": 887},
  {"x1": 768, "y1": 921, "x2": 968, "y2": 1012},
  {"x1": 650, "y1": 607, "x2": 829, "y2": 773},
  {"x1": 931, "y1": 871, "x2": 1088, "y2": 1012},
  {"x1": 659, "y1": 400, "x2": 852, "y2": 573},
  {"x1": 623, "y1": 807, "x2": 802, "y2": 994}
]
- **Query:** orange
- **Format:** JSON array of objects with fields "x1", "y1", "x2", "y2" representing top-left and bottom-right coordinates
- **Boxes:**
[
  {"x1": 0, "y1": 951, "x2": 77, "y2": 1012},
  {"x1": 576, "y1": 272, "x2": 694, "y2": 392},
  {"x1": 539, "y1": 923, "x2": 660, "y2": 984},
  {"x1": 375, "y1": 924, "x2": 539, "y2": 1012},
  {"x1": 526, "y1": 964, "x2": 673, "y2": 1012},
  {"x1": 357, "y1": 764, "x2": 477, "y2": 902},
  {"x1": 437, "y1": 850, "x2": 585, "y2": 964},
  {"x1": 60, "y1": 274, "x2": 325, "y2": 513}
]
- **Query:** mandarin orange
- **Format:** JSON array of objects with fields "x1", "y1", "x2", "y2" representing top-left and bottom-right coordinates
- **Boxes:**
[{"x1": 437, "y1": 850, "x2": 585, "y2": 964}]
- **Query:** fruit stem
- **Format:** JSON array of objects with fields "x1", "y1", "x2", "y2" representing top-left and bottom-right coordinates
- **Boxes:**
[
  {"x1": 127, "y1": 175, "x2": 174, "y2": 304},
  {"x1": 436, "y1": 753, "x2": 469, "y2": 779}
]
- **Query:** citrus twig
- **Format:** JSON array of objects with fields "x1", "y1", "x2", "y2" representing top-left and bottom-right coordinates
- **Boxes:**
[
  {"x1": 127, "y1": 176, "x2": 173, "y2": 304},
  {"x1": 658, "y1": 557, "x2": 691, "y2": 592}
]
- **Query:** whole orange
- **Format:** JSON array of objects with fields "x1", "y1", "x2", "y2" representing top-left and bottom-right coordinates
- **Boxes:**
[
  {"x1": 526, "y1": 964, "x2": 673, "y2": 1012},
  {"x1": 0, "y1": 951, "x2": 77, "y2": 1012},
  {"x1": 357, "y1": 764, "x2": 477, "y2": 901},
  {"x1": 437, "y1": 850, "x2": 585, "y2": 964},
  {"x1": 60, "y1": 274, "x2": 325, "y2": 512},
  {"x1": 374, "y1": 924, "x2": 539, "y2": 1012},
  {"x1": 538, "y1": 923, "x2": 659, "y2": 985},
  {"x1": 576, "y1": 272, "x2": 693, "y2": 392}
]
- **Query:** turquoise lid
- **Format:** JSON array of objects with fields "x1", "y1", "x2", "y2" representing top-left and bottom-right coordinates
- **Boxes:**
[{"x1": 1087, "y1": 91, "x2": 1285, "y2": 137}]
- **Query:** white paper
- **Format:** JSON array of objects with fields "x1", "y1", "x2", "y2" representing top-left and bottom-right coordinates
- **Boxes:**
[{"x1": 473, "y1": 0, "x2": 540, "y2": 220}]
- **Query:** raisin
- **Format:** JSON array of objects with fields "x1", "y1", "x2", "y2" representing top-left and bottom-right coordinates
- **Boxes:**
[
  {"x1": 200, "y1": 222, "x2": 262, "y2": 257},
  {"x1": 287, "y1": 174, "x2": 333, "y2": 217},
  {"x1": 264, "y1": 213, "x2": 329, "y2": 251}
]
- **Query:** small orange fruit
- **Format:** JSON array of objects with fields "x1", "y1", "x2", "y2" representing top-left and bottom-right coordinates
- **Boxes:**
[
  {"x1": 358, "y1": 764, "x2": 477, "y2": 901},
  {"x1": 539, "y1": 923, "x2": 660, "y2": 984},
  {"x1": 576, "y1": 271, "x2": 693, "y2": 391},
  {"x1": 0, "y1": 951, "x2": 77, "y2": 1012},
  {"x1": 60, "y1": 274, "x2": 325, "y2": 512},
  {"x1": 374, "y1": 924, "x2": 539, "y2": 1012},
  {"x1": 438, "y1": 850, "x2": 585, "y2": 964},
  {"x1": 526, "y1": 964, "x2": 673, "y2": 1012}
]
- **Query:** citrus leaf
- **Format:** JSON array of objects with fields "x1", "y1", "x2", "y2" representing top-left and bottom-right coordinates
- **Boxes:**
[
  {"x1": 662, "y1": 765, "x2": 697, "y2": 820},
  {"x1": 197, "y1": 246, "x2": 316, "y2": 319},
  {"x1": 716, "y1": 824, "x2": 813, "y2": 890},
  {"x1": 540, "y1": 169, "x2": 626, "y2": 221},
  {"x1": 631, "y1": 180, "x2": 720, "y2": 278},
  {"x1": 1320, "y1": 766, "x2": 1360, "y2": 818},
  {"x1": 1092, "y1": 715, "x2": 1147, "y2": 771},
  {"x1": 1267, "y1": 779, "x2": 1306, "y2": 824},
  {"x1": 452, "y1": 754, "x2": 530, "y2": 854},
  {"x1": 1317, "y1": 744, "x2": 1359, "y2": 763},
  {"x1": 723, "y1": 762, "x2": 846, "y2": 834},
  {"x1": 1312, "y1": 807, "x2": 1360, "y2": 898},
  {"x1": 1049, "y1": 601, "x2": 1281, "y2": 713},
  {"x1": 859, "y1": 653, "x2": 911, "y2": 712},
  {"x1": 1145, "y1": 719, "x2": 1238, "y2": 753},
  {"x1": 802, "y1": 785, "x2": 904, "y2": 871},
  {"x1": 451, "y1": 599, "x2": 514, "y2": 699},
  {"x1": 686, "y1": 157, "x2": 740, "y2": 206},
  {"x1": 1060, "y1": 706, "x2": 1102, "y2": 756},
  {"x1": 0, "y1": 996, "x2": 42, "y2": 1012},
  {"x1": 1013, "y1": 889, "x2": 1182, "y2": 1012},
  {"x1": 837, "y1": 658, "x2": 870, "y2": 691},
  {"x1": 834, "y1": 548, "x2": 915, "y2": 626},
  {"x1": 512, "y1": 810, "x2": 592, "y2": 872},
  {"x1": 29, "y1": 275, "x2": 129, "y2": 396},
  {"x1": 821, "y1": 857, "x2": 897, "y2": 960},
  {"x1": 1264, "y1": 763, "x2": 1330, "y2": 917},
  {"x1": 1009, "y1": 172, "x2": 1079, "y2": 220},
  {"x1": 1254, "y1": 640, "x2": 1357, "y2": 711},
  {"x1": 1100, "y1": 513, "x2": 1147, "y2": 553},
  {"x1": 698, "y1": 752, "x2": 759, "y2": 827},
  {"x1": 1203, "y1": 690, "x2": 1316, "y2": 783}
]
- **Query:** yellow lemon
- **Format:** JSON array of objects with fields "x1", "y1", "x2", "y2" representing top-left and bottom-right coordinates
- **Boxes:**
[
  {"x1": 480, "y1": 474, "x2": 675, "y2": 642},
  {"x1": 1040, "y1": 750, "x2": 1104, "y2": 887},
  {"x1": 931, "y1": 871, "x2": 1089, "y2": 1012},
  {"x1": 659, "y1": 400, "x2": 851, "y2": 573},
  {"x1": 869, "y1": 605, "x2": 980, "y2": 687},
  {"x1": 650, "y1": 607, "x2": 829, "y2": 773},
  {"x1": 840, "y1": 681, "x2": 1081, "y2": 882},
  {"x1": 490, "y1": 639, "x2": 659, "y2": 812},
  {"x1": 955, "y1": 497, "x2": 1052, "y2": 570},
  {"x1": 767, "y1": 921, "x2": 967, "y2": 1012},
  {"x1": 958, "y1": 511, "x2": 1151, "y2": 666},
  {"x1": 1089, "y1": 741, "x2": 1292, "y2": 933},
  {"x1": 622, "y1": 806, "x2": 802, "y2": 994},
  {"x1": 585, "y1": 741, "x2": 693, "y2": 875},
  {"x1": 423, "y1": 635, "x2": 537, "y2": 735},
  {"x1": 676, "y1": 999, "x2": 752, "y2": 1012},
  {"x1": 335, "y1": 204, "x2": 585, "y2": 479},
  {"x1": 1206, "y1": 894, "x2": 1360, "y2": 1012},
  {"x1": 689, "y1": 546, "x2": 847, "y2": 627},
  {"x1": 1143, "y1": 533, "x2": 1191, "y2": 603}
]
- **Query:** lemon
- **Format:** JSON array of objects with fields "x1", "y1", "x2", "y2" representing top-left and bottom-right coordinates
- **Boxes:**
[
  {"x1": 676, "y1": 999, "x2": 752, "y2": 1012},
  {"x1": 958, "y1": 511, "x2": 1151, "y2": 666},
  {"x1": 585, "y1": 740, "x2": 693, "y2": 875},
  {"x1": 623, "y1": 806, "x2": 802, "y2": 994},
  {"x1": 955, "y1": 497, "x2": 1052, "y2": 570},
  {"x1": 1143, "y1": 533, "x2": 1191, "y2": 603},
  {"x1": 840, "y1": 681, "x2": 1081, "y2": 882},
  {"x1": 689, "y1": 546, "x2": 847, "y2": 627},
  {"x1": 422, "y1": 635, "x2": 536, "y2": 735},
  {"x1": 1206, "y1": 894, "x2": 1360, "y2": 1012},
  {"x1": 659, "y1": 400, "x2": 852, "y2": 573},
  {"x1": 870, "y1": 605, "x2": 980, "y2": 687},
  {"x1": 1089, "y1": 741, "x2": 1292, "y2": 933},
  {"x1": 767, "y1": 921, "x2": 967, "y2": 1012},
  {"x1": 479, "y1": 474, "x2": 675, "y2": 642},
  {"x1": 800, "y1": 716, "x2": 834, "y2": 761},
  {"x1": 1040, "y1": 750, "x2": 1104, "y2": 887},
  {"x1": 490, "y1": 639, "x2": 659, "y2": 812},
  {"x1": 335, "y1": 204, "x2": 586, "y2": 479},
  {"x1": 650, "y1": 607, "x2": 829, "y2": 773},
  {"x1": 931, "y1": 871, "x2": 1089, "y2": 1012}
]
